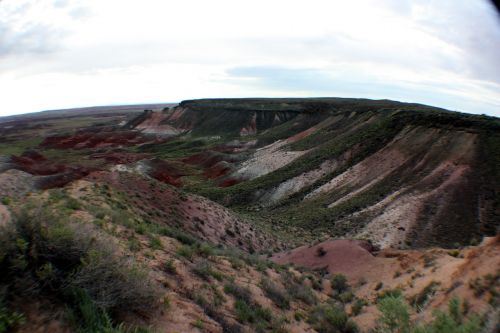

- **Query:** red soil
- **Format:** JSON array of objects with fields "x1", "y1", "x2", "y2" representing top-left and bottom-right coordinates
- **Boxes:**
[
  {"x1": 218, "y1": 178, "x2": 241, "y2": 188},
  {"x1": 272, "y1": 239, "x2": 379, "y2": 279},
  {"x1": 183, "y1": 151, "x2": 237, "y2": 179},
  {"x1": 10, "y1": 151, "x2": 97, "y2": 189},
  {"x1": 11, "y1": 151, "x2": 72, "y2": 176},
  {"x1": 147, "y1": 158, "x2": 190, "y2": 187},
  {"x1": 85, "y1": 171, "x2": 281, "y2": 252},
  {"x1": 90, "y1": 151, "x2": 150, "y2": 164},
  {"x1": 203, "y1": 162, "x2": 232, "y2": 179},
  {"x1": 11, "y1": 151, "x2": 66, "y2": 176},
  {"x1": 182, "y1": 151, "x2": 225, "y2": 168},
  {"x1": 41, "y1": 130, "x2": 149, "y2": 149}
]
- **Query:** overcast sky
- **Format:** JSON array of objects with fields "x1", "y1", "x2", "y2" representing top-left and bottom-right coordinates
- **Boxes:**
[{"x1": 1, "y1": 0, "x2": 499, "y2": 117}]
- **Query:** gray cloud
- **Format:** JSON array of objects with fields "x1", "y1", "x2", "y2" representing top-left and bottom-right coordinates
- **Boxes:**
[
  {"x1": 0, "y1": 22, "x2": 61, "y2": 57},
  {"x1": 0, "y1": 1, "x2": 90, "y2": 59},
  {"x1": 414, "y1": 0, "x2": 500, "y2": 83}
]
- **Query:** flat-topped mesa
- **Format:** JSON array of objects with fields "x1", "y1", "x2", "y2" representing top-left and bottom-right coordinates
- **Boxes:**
[{"x1": 128, "y1": 98, "x2": 499, "y2": 137}]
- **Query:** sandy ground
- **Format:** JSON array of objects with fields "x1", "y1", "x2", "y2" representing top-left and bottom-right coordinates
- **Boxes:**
[
  {"x1": 261, "y1": 159, "x2": 340, "y2": 204},
  {"x1": 232, "y1": 139, "x2": 307, "y2": 180},
  {"x1": 0, "y1": 169, "x2": 37, "y2": 197},
  {"x1": 231, "y1": 124, "x2": 322, "y2": 181},
  {"x1": 272, "y1": 237, "x2": 500, "y2": 330}
]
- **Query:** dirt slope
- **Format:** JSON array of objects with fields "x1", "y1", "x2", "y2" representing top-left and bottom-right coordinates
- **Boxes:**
[{"x1": 273, "y1": 237, "x2": 500, "y2": 330}]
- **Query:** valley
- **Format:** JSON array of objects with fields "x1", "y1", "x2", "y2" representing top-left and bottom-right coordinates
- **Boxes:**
[{"x1": 0, "y1": 98, "x2": 498, "y2": 333}]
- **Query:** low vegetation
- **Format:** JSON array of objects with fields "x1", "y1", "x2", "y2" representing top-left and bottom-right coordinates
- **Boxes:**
[
  {"x1": 307, "y1": 302, "x2": 359, "y2": 333},
  {"x1": 0, "y1": 97, "x2": 498, "y2": 332},
  {"x1": 0, "y1": 204, "x2": 162, "y2": 332},
  {"x1": 376, "y1": 295, "x2": 481, "y2": 333}
]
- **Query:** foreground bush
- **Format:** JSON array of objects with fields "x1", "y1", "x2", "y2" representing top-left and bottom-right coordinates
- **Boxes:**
[
  {"x1": 307, "y1": 303, "x2": 359, "y2": 333},
  {"x1": 0, "y1": 205, "x2": 161, "y2": 331},
  {"x1": 376, "y1": 296, "x2": 481, "y2": 333}
]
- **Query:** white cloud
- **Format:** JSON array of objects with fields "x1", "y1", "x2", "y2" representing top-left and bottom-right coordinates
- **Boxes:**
[{"x1": 0, "y1": 0, "x2": 499, "y2": 116}]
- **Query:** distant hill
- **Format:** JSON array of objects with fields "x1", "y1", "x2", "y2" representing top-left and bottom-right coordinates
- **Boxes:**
[{"x1": 0, "y1": 103, "x2": 177, "y2": 123}]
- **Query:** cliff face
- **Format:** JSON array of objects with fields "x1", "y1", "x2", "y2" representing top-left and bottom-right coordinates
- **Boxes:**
[{"x1": 130, "y1": 98, "x2": 500, "y2": 249}]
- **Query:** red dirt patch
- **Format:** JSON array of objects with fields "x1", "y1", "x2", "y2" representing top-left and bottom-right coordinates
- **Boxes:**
[
  {"x1": 272, "y1": 239, "x2": 379, "y2": 280},
  {"x1": 41, "y1": 130, "x2": 150, "y2": 149},
  {"x1": 147, "y1": 158, "x2": 190, "y2": 187},
  {"x1": 182, "y1": 151, "x2": 227, "y2": 168},
  {"x1": 204, "y1": 161, "x2": 233, "y2": 179},
  {"x1": 183, "y1": 151, "x2": 238, "y2": 179},
  {"x1": 9, "y1": 151, "x2": 98, "y2": 189},
  {"x1": 84, "y1": 171, "x2": 282, "y2": 252},
  {"x1": 11, "y1": 153, "x2": 65, "y2": 176},
  {"x1": 218, "y1": 177, "x2": 242, "y2": 188}
]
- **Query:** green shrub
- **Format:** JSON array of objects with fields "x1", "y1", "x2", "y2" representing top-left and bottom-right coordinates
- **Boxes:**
[
  {"x1": 376, "y1": 296, "x2": 481, "y2": 333},
  {"x1": 197, "y1": 243, "x2": 215, "y2": 257},
  {"x1": 289, "y1": 283, "x2": 317, "y2": 305},
  {"x1": 66, "y1": 197, "x2": 81, "y2": 210},
  {"x1": 0, "y1": 207, "x2": 161, "y2": 331},
  {"x1": 191, "y1": 319, "x2": 204, "y2": 329},
  {"x1": 234, "y1": 299, "x2": 254, "y2": 323},
  {"x1": 377, "y1": 296, "x2": 410, "y2": 333},
  {"x1": 409, "y1": 281, "x2": 440, "y2": 311},
  {"x1": 224, "y1": 281, "x2": 252, "y2": 304},
  {"x1": 128, "y1": 238, "x2": 141, "y2": 252},
  {"x1": 351, "y1": 298, "x2": 368, "y2": 316},
  {"x1": 260, "y1": 278, "x2": 290, "y2": 309},
  {"x1": 294, "y1": 311, "x2": 305, "y2": 321},
  {"x1": 164, "y1": 259, "x2": 176, "y2": 274},
  {"x1": 48, "y1": 189, "x2": 65, "y2": 202},
  {"x1": 331, "y1": 274, "x2": 349, "y2": 294},
  {"x1": 149, "y1": 236, "x2": 162, "y2": 250},
  {"x1": 234, "y1": 300, "x2": 272, "y2": 324},
  {"x1": 193, "y1": 260, "x2": 224, "y2": 281},
  {"x1": 307, "y1": 303, "x2": 358, "y2": 333},
  {"x1": 377, "y1": 288, "x2": 403, "y2": 301},
  {"x1": 69, "y1": 289, "x2": 118, "y2": 333},
  {"x1": 338, "y1": 291, "x2": 354, "y2": 304},
  {"x1": 164, "y1": 228, "x2": 197, "y2": 245},
  {"x1": 176, "y1": 245, "x2": 195, "y2": 260},
  {"x1": 225, "y1": 280, "x2": 273, "y2": 329},
  {"x1": 0, "y1": 197, "x2": 11, "y2": 206}
]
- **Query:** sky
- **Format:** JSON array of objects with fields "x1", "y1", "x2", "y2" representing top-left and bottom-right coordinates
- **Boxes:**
[{"x1": 0, "y1": 0, "x2": 500, "y2": 117}]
